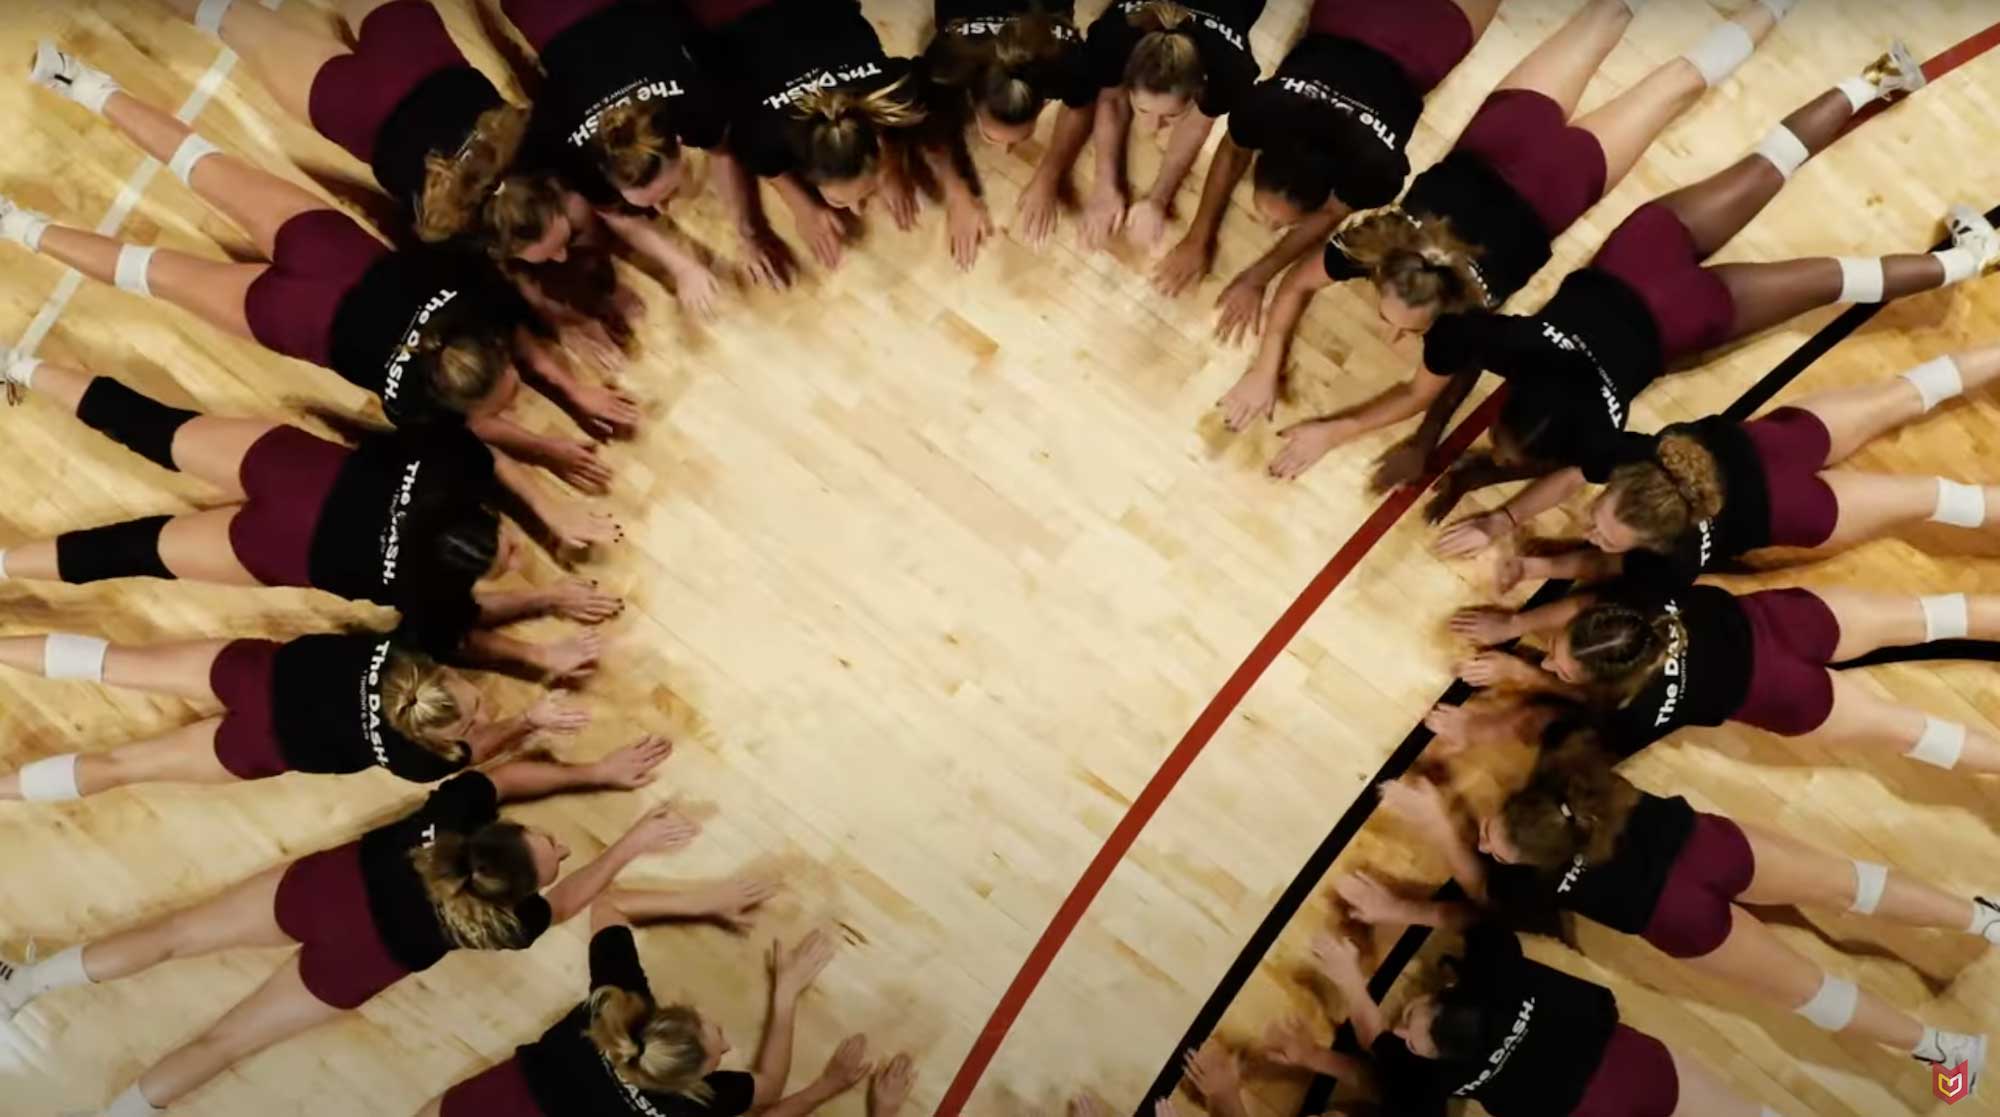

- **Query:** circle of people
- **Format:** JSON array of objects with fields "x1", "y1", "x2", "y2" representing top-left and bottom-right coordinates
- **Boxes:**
[{"x1": 0, "y1": 0, "x2": 1995, "y2": 1115}]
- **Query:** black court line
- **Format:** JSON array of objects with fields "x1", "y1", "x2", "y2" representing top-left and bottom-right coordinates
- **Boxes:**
[{"x1": 1135, "y1": 202, "x2": 2000, "y2": 1117}]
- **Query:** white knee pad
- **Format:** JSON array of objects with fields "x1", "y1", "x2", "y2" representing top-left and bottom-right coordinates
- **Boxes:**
[
  {"x1": 113, "y1": 245, "x2": 156, "y2": 297},
  {"x1": 1921, "y1": 593, "x2": 1971, "y2": 641},
  {"x1": 43, "y1": 633, "x2": 109, "y2": 681},
  {"x1": 1838, "y1": 256, "x2": 1887, "y2": 303},
  {"x1": 1904, "y1": 355, "x2": 1966, "y2": 412},
  {"x1": 1796, "y1": 974, "x2": 1860, "y2": 1031},
  {"x1": 1932, "y1": 479, "x2": 1987, "y2": 529},
  {"x1": 1909, "y1": 717, "x2": 1967, "y2": 769},
  {"x1": 195, "y1": 0, "x2": 236, "y2": 35},
  {"x1": 1754, "y1": 125, "x2": 1810, "y2": 180},
  {"x1": 1849, "y1": 861, "x2": 1889, "y2": 915},
  {"x1": 1684, "y1": 23, "x2": 1756, "y2": 87},
  {"x1": 166, "y1": 135, "x2": 221, "y2": 187},
  {"x1": 18, "y1": 754, "x2": 81, "y2": 802}
]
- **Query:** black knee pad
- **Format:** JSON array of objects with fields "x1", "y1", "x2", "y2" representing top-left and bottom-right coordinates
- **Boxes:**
[
  {"x1": 55, "y1": 515, "x2": 177, "y2": 584},
  {"x1": 76, "y1": 378, "x2": 199, "y2": 471}
]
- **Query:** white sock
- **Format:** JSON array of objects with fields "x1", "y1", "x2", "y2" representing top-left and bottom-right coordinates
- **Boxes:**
[
  {"x1": 1968, "y1": 898, "x2": 2000, "y2": 941},
  {"x1": 1904, "y1": 354, "x2": 1966, "y2": 411},
  {"x1": 105, "y1": 1083, "x2": 162, "y2": 1117},
  {"x1": 24, "y1": 945, "x2": 93, "y2": 997},
  {"x1": 1837, "y1": 76, "x2": 1881, "y2": 112},
  {"x1": 1935, "y1": 246, "x2": 1981, "y2": 285},
  {"x1": 4, "y1": 353, "x2": 40, "y2": 391},
  {"x1": 18, "y1": 754, "x2": 82, "y2": 801},
  {"x1": 195, "y1": 0, "x2": 236, "y2": 36},
  {"x1": 1684, "y1": 23, "x2": 1756, "y2": 86},
  {"x1": 1918, "y1": 1026, "x2": 1946, "y2": 1057}
]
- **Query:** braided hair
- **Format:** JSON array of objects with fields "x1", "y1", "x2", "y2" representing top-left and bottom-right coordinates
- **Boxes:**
[{"x1": 1563, "y1": 602, "x2": 1680, "y2": 707}]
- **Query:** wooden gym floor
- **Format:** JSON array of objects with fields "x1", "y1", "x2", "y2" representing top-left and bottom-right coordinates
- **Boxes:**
[{"x1": 2, "y1": 1, "x2": 1999, "y2": 1115}]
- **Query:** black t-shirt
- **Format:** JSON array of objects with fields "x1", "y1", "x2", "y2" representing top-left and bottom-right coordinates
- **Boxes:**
[
  {"x1": 517, "y1": 926, "x2": 759, "y2": 1116},
  {"x1": 710, "y1": 0, "x2": 919, "y2": 179},
  {"x1": 1620, "y1": 418, "x2": 1772, "y2": 588},
  {"x1": 1084, "y1": 0, "x2": 1264, "y2": 118},
  {"x1": 373, "y1": 68, "x2": 507, "y2": 213},
  {"x1": 1594, "y1": 583, "x2": 1754, "y2": 755},
  {"x1": 357, "y1": 772, "x2": 555, "y2": 972},
  {"x1": 1326, "y1": 152, "x2": 1551, "y2": 307},
  {"x1": 308, "y1": 425, "x2": 496, "y2": 615},
  {"x1": 529, "y1": 0, "x2": 730, "y2": 210},
  {"x1": 329, "y1": 249, "x2": 533, "y2": 426},
  {"x1": 1229, "y1": 34, "x2": 1420, "y2": 210},
  {"x1": 1370, "y1": 926, "x2": 1618, "y2": 1117},
  {"x1": 927, "y1": 1, "x2": 1096, "y2": 111},
  {"x1": 1424, "y1": 269, "x2": 1664, "y2": 478},
  {"x1": 1486, "y1": 793, "x2": 1699, "y2": 936},
  {"x1": 269, "y1": 634, "x2": 469, "y2": 782}
]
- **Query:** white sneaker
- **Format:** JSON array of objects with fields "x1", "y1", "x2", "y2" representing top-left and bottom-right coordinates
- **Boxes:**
[
  {"x1": 1975, "y1": 896, "x2": 2000, "y2": 944},
  {"x1": 28, "y1": 41, "x2": 119, "y2": 113},
  {"x1": 0, "y1": 195, "x2": 53, "y2": 250},
  {"x1": 1947, "y1": 204, "x2": 2000, "y2": 276},
  {"x1": 1864, "y1": 40, "x2": 1928, "y2": 100},
  {"x1": 1920, "y1": 1032, "x2": 1988, "y2": 1098},
  {"x1": 0, "y1": 952, "x2": 37, "y2": 1021}
]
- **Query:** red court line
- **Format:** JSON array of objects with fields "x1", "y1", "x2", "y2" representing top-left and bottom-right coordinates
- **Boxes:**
[
  {"x1": 937, "y1": 21, "x2": 2000, "y2": 1113},
  {"x1": 935, "y1": 394, "x2": 1504, "y2": 1115}
]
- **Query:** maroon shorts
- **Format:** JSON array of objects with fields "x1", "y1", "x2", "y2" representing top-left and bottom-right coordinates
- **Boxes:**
[
  {"x1": 441, "y1": 1057, "x2": 547, "y2": 1117},
  {"x1": 1641, "y1": 814, "x2": 1755, "y2": 958},
  {"x1": 1735, "y1": 588, "x2": 1842, "y2": 735},
  {"x1": 1591, "y1": 203, "x2": 1737, "y2": 363},
  {"x1": 681, "y1": 0, "x2": 774, "y2": 30},
  {"x1": 308, "y1": 0, "x2": 471, "y2": 165},
  {"x1": 209, "y1": 639, "x2": 286, "y2": 779},
  {"x1": 244, "y1": 210, "x2": 387, "y2": 370},
  {"x1": 275, "y1": 842, "x2": 412, "y2": 1009},
  {"x1": 1569, "y1": 1025, "x2": 1679, "y2": 1117},
  {"x1": 502, "y1": 0, "x2": 623, "y2": 51},
  {"x1": 226, "y1": 427, "x2": 348, "y2": 589},
  {"x1": 1309, "y1": 0, "x2": 1477, "y2": 94},
  {"x1": 1743, "y1": 408, "x2": 1839, "y2": 547},
  {"x1": 1454, "y1": 89, "x2": 1608, "y2": 237}
]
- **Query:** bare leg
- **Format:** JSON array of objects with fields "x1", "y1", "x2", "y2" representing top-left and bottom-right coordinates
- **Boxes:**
[
  {"x1": 78, "y1": 864, "x2": 292, "y2": 984},
  {"x1": 414, "y1": 1100, "x2": 444, "y2": 1117},
  {"x1": 101, "y1": 91, "x2": 329, "y2": 258},
  {"x1": 29, "y1": 359, "x2": 272, "y2": 496},
  {"x1": 32, "y1": 225, "x2": 261, "y2": 340},
  {"x1": 1575, "y1": 7, "x2": 1779, "y2": 190},
  {"x1": 1666, "y1": 1042, "x2": 1774, "y2": 1117},
  {"x1": 1488, "y1": 0, "x2": 1635, "y2": 115},
  {"x1": 1447, "y1": 0, "x2": 1504, "y2": 38},
  {"x1": 1819, "y1": 674, "x2": 2000, "y2": 775},
  {"x1": 0, "y1": 635, "x2": 230, "y2": 698},
  {"x1": 166, "y1": 0, "x2": 344, "y2": 128},
  {"x1": 1712, "y1": 254, "x2": 1947, "y2": 341},
  {"x1": 134, "y1": 956, "x2": 346, "y2": 1107},
  {"x1": 1688, "y1": 908, "x2": 1924, "y2": 1050},
  {"x1": 1, "y1": 507, "x2": 261, "y2": 586},
  {"x1": 1656, "y1": 90, "x2": 1856, "y2": 256},
  {"x1": 336, "y1": 0, "x2": 405, "y2": 30},
  {"x1": 1797, "y1": 341, "x2": 2000, "y2": 463},
  {"x1": 1736, "y1": 823, "x2": 1978, "y2": 932},
  {"x1": 1821, "y1": 472, "x2": 2000, "y2": 548},
  {"x1": 0, "y1": 720, "x2": 232, "y2": 800},
  {"x1": 1813, "y1": 587, "x2": 2000, "y2": 659}
]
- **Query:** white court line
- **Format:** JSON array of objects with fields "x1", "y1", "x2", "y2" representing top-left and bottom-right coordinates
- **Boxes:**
[{"x1": 17, "y1": 0, "x2": 284, "y2": 358}]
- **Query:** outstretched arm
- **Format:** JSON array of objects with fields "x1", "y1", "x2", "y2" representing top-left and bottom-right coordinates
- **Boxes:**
[
  {"x1": 1373, "y1": 371, "x2": 1479, "y2": 491},
  {"x1": 1129, "y1": 111, "x2": 1217, "y2": 246},
  {"x1": 1015, "y1": 104, "x2": 1096, "y2": 248},
  {"x1": 545, "y1": 798, "x2": 700, "y2": 924},
  {"x1": 1154, "y1": 134, "x2": 1252, "y2": 294},
  {"x1": 750, "y1": 931, "x2": 841, "y2": 1108},
  {"x1": 1080, "y1": 90, "x2": 1133, "y2": 248},
  {"x1": 1217, "y1": 252, "x2": 1335, "y2": 430}
]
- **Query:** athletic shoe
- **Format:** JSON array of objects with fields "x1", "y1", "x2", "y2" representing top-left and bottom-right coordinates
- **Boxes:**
[
  {"x1": 0, "y1": 951, "x2": 36, "y2": 1021},
  {"x1": 1947, "y1": 204, "x2": 2000, "y2": 276},
  {"x1": 1863, "y1": 40, "x2": 1928, "y2": 100},
  {"x1": 1975, "y1": 896, "x2": 2000, "y2": 944},
  {"x1": 27, "y1": 41, "x2": 118, "y2": 113},
  {"x1": 0, "y1": 195, "x2": 53, "y2": 249},
  {"x1": 1919, "y1": 1031, "x2": 1988, "y2": 1097},
  {"x1": 0, "y1": 346, "x2": 30, "y2": 406}
]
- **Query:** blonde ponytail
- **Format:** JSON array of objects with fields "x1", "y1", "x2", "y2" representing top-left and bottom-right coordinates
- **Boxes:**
[
  {"x1": 1124, "y1": 2, "x2": 1203, "y2": 98},
  {"x1": 791, "y1": 75, "x2": 927, "y2": 183},
  {"x1": 378, "y1": 651, "x2": 470, "y2": 762},
  {"x1": 417, "y1": 106, "x2": 533, "y2": 245},
  {"x1": 586, "y1": 990, "x2": 715, "y2": 1100},
  {"x1": 1337, "y1": 208, "x2": 1489, "y2": 314}
]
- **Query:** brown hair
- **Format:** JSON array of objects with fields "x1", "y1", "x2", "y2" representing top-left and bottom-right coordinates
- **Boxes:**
[
  {"x1": 427, "y1": 329, "x2": 512, "y2": 414},
  {"x1": 791, "y1": 77, "x2": 928, "y2": 184},
  {"x1": 1498, "y1": 731, "x2": 1643, "y2": 869},
  {"x1": 1563, "y1": 602, "x2": 1680, "y2": 706},
  {"x1": 1337, "y1": 209, "x2": 1489, "y2": 315},
  {"x1": 410, "y1": 822, "x2": 541, "y2": 949},
  {"x1": 586, "y1": 990, "x2": 714, "y2": 1099},
  {"x1": 1604, "y1": 430, "x2": 1726, "y2": 549},
  {"x1": 1124, "y1": 2, "x2": 1203, "y2": 99},
  {"x1": 933, "y1": 7, "x2": 1075, "y2": 126},
  {"x1": 417, "y1": 106, "x2": 534, "y2": 245},
  {"x1": 378, "y1": 650, "x2": 471, "y2": 763},
  {"x1": 593, "y1": 100, "x2": 684, "y2": 193}
]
